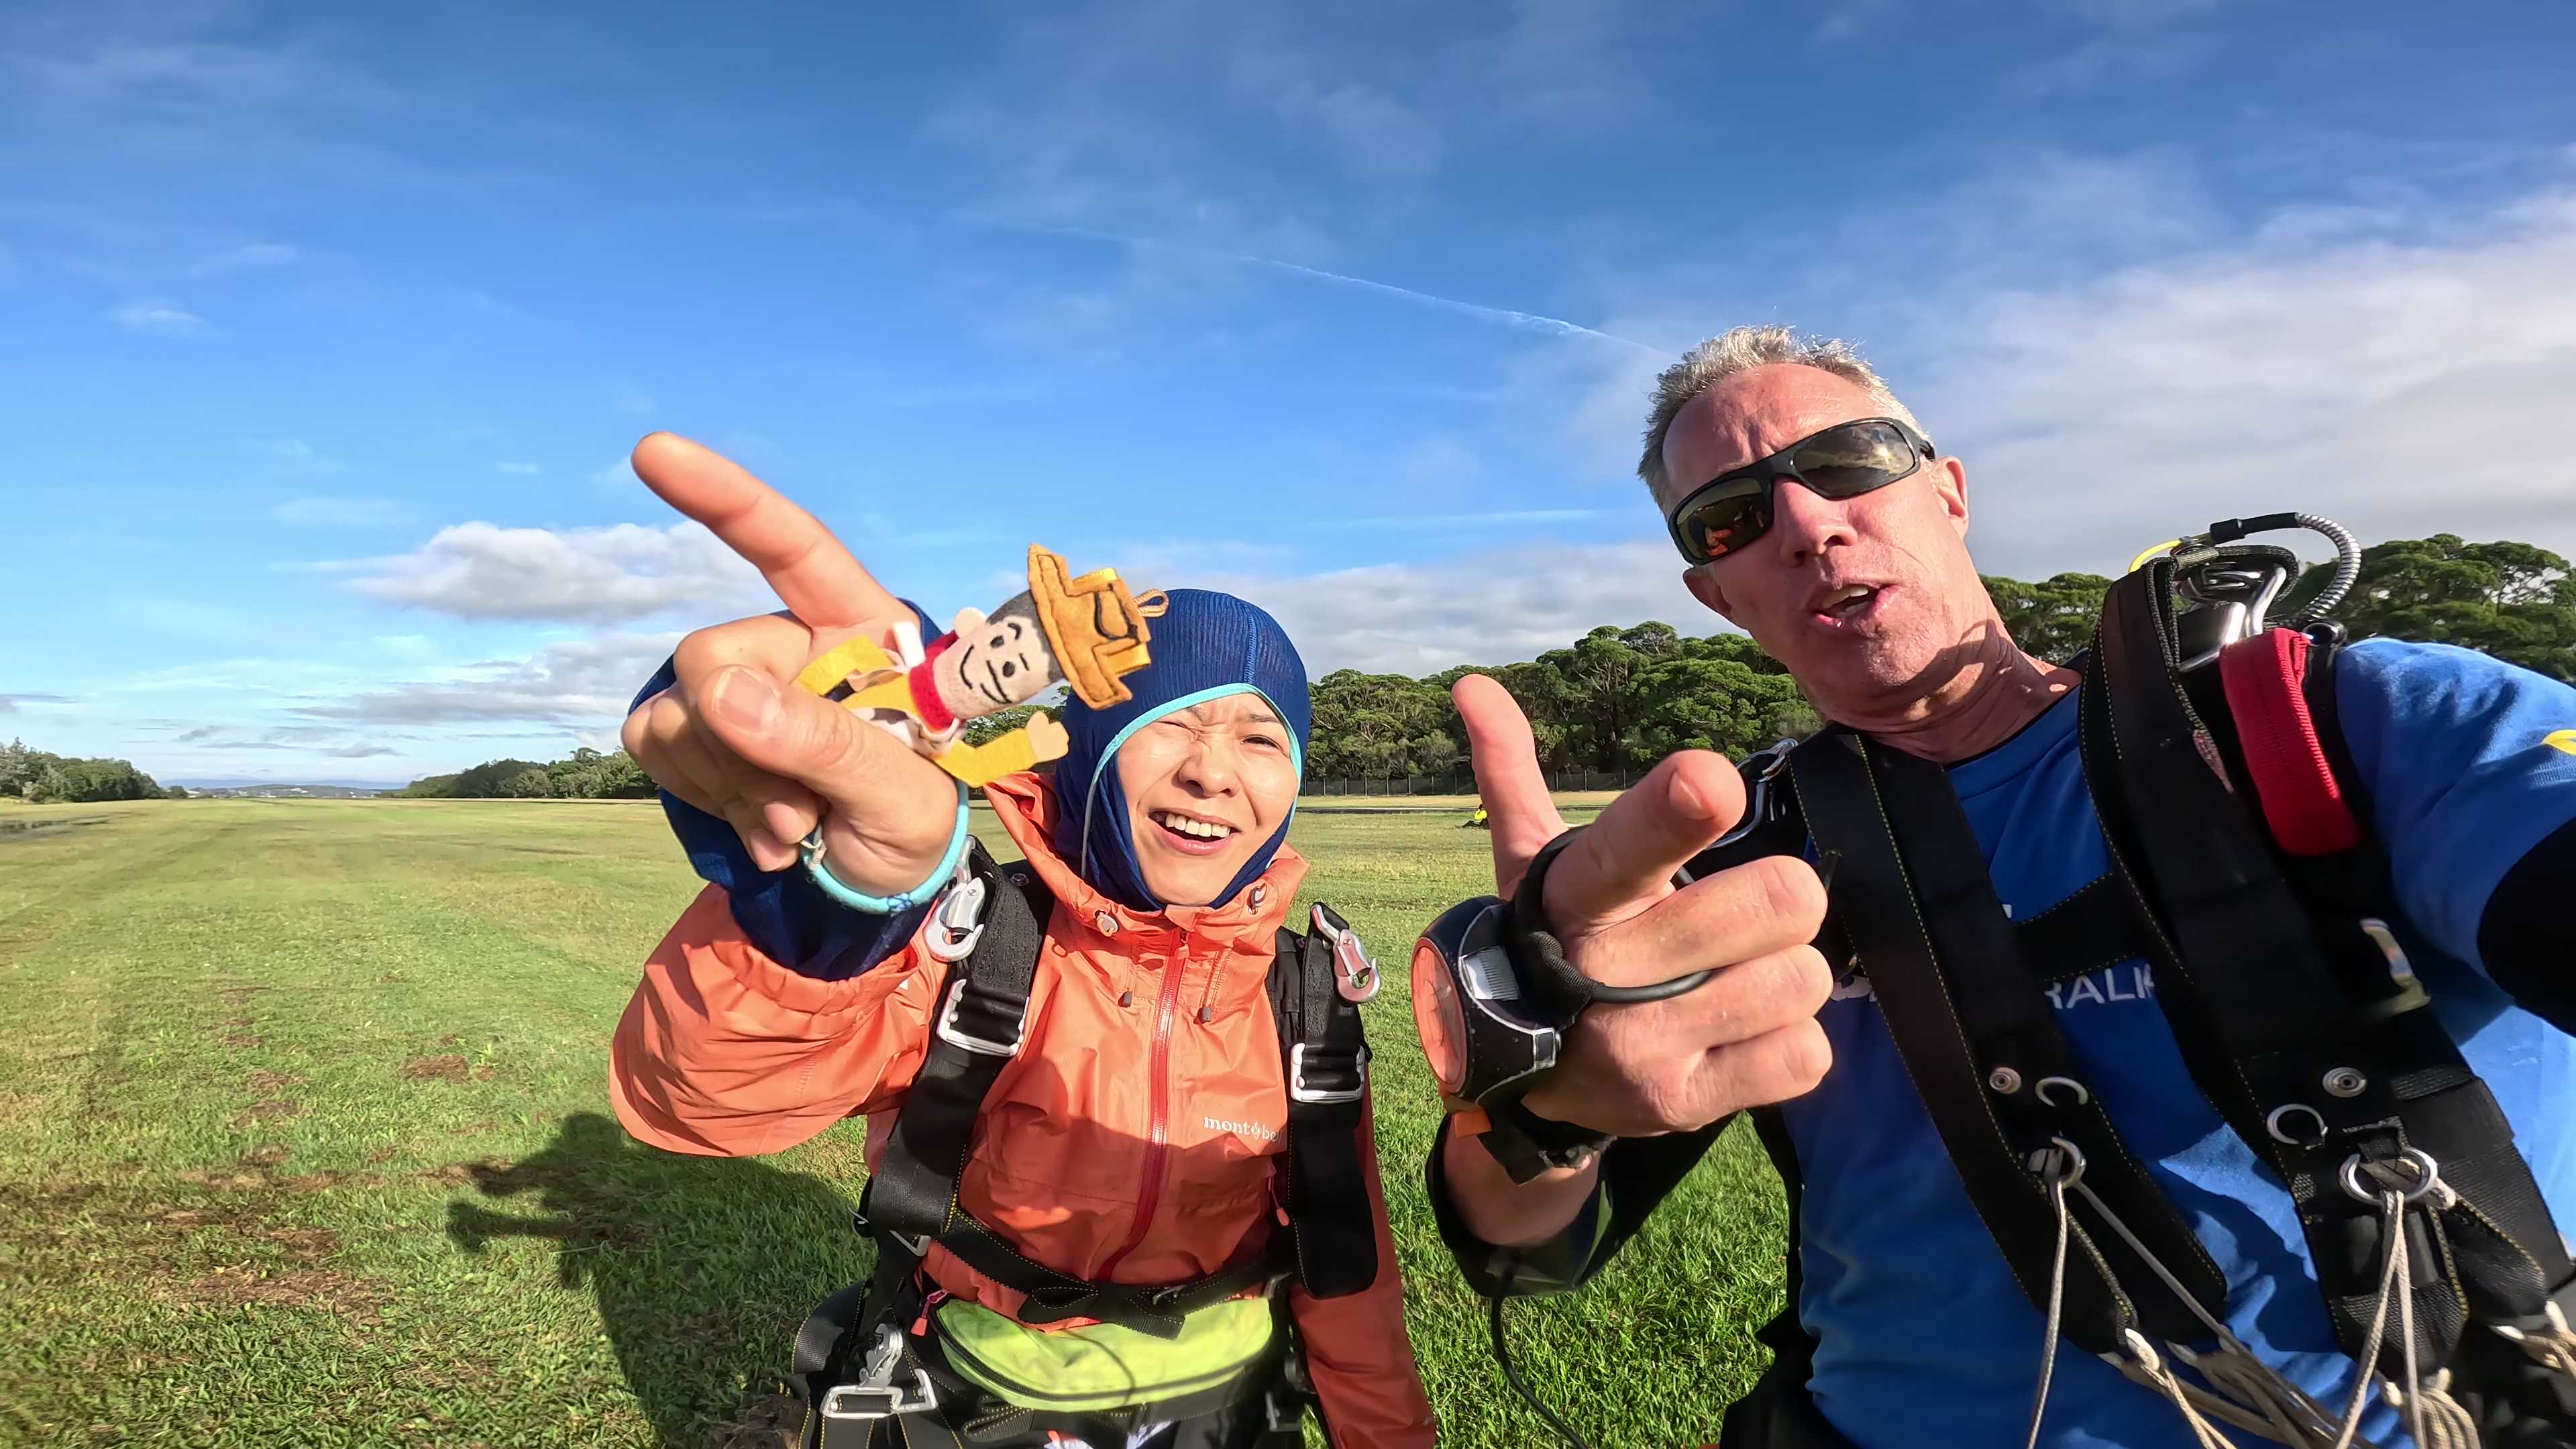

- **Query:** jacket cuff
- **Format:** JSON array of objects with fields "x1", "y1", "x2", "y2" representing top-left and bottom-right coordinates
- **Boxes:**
[
  {"x1": 629, "y1": 600, "x2": 942, "y2": 981},
  {"x1": 1424, "y1": 1114, "x2": 1613, "y2": 1299}
]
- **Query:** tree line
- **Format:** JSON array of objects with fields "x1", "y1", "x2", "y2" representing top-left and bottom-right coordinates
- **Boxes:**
[
  {"x1": 1299, "y1": 531, "x2": 2576, "y2": 780},
  {"x1": 2, "y1": 740, "x2": 173, "y2": 802},
  {"x1": 392, "y1": 746, "x2": 657, "y2": 799}
]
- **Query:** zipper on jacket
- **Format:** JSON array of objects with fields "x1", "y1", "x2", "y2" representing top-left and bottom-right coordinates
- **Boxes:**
[{"x1": 1095, "y1": 942, "x2": 1187, "y2": 1283}]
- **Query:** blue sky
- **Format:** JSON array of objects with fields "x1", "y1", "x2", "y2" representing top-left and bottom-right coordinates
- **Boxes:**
[{"x1": 6, "y1": 0, "x2": 2575, "y2": 786}]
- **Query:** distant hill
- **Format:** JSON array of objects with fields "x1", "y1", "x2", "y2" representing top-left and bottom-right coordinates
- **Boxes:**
[{"x1": 172, "y1": 780, "x2": 392, "y2": 798}]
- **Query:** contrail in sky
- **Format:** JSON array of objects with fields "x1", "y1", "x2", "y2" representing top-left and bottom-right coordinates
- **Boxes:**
[{"x1": 988, "y1": 217, "x2": 1665, "y2": 356}]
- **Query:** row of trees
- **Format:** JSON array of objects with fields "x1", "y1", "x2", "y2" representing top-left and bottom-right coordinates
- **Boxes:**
[
  {"x1": 392, "y1": 746, "x2": 655, "y2": 799},
  {"x1": 1, "y1": 739, "x2": 172, "y2": 802},
  {"x1": 1303, "y1": 533, "x2": 2576, "y2": 779}
]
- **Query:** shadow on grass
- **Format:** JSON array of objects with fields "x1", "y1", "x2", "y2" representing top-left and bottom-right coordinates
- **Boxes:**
[{"x1": 446, "y1": 1112, "x2": 874, "y2": 1448}]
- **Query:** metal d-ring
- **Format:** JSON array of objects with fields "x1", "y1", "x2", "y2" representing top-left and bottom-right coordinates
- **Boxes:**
[
  {"x1": 2033, "y1": 1075, "x2": 2090, "y2": 1108},
  {"x1": 2340, "y1": 1147, "x2": 2444, "y2": 1205},
  {"x1": 2266, "y1": 1103, "x2": 2329, "y2": 1146}
]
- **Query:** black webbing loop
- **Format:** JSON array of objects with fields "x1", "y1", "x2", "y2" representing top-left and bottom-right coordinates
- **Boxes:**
[
  {"x1": 1790, "y1": 729, "x2": 2226, "y2": 1354},
  {"x1": 1276, "y1": 910, "x2": 1379, "y2": 1301}
]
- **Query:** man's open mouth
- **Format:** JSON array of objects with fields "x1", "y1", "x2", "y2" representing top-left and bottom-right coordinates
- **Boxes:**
[{"x1": 1811, "y1": 584, "x2": 1881, "y2": 623}]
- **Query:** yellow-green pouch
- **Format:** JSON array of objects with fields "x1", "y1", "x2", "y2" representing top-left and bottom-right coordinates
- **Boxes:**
[{"x1": 930, "y1": 1295, "x2": 1277, "y2": 1412}]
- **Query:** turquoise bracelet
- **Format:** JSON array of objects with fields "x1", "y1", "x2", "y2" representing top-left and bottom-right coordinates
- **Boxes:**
[{"x1": 800, "y1": 780, "x2": 973, "y2": 914}]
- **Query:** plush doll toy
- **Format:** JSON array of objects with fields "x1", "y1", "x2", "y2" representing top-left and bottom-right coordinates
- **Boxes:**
[{"x1": 792, "y1": 545, "x2": 1167, "y2": 788}]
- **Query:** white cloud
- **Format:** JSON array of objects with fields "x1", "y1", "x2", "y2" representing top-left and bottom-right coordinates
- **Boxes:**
[
  {"x1": 495, "y1": 460, "x2": 541, "y2": 476},
  {"x1": 273, "y1": 496, "x2": 415, "y2": 528},
  {"x1": 245, "y1": 435, "x2": 345, "y2": 472},
  {"x1": 0, "y1": 692, "x2": 78, "y2": 714},
  {"x1": 1550, "y1": 162, "x2": 2576, "y2": 580},
  {"x1": 341, "y1": 521, "x2": 768, "y2": 625},
  {"x1": 297, "y1": 632, "x2": 682, "y2": 725},
  {"x1": 1811, "y1": 0, "x2": 1901, "y2": 44},
  {"x1": 1150, "y1": 539, "x2": 1705, "y2": 676},
  {"x1": 187, "y1": 240, "x2": 299, "y2": 276},
  {"x1": 1909, "y1": 186, "x2": 2576, "y2": 578},
  {"x1": 110, "y1": 297, "x2": 205, "y2": 335}
]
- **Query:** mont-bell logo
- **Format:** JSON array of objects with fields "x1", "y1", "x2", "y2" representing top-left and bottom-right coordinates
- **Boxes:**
[{"x1": 1204, "y1": 1115, "x2": 1277, "y2": 1143}]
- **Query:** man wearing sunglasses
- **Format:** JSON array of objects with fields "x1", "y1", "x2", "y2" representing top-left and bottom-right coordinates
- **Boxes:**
[{"x1": 1417, "y1": 326, "x2": 2576, "y2": 1446}]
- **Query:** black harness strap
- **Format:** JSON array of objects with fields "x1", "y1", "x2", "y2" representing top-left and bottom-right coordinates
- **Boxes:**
[
  {"x1": 1792, "y1": 729, "x2": 2227, "y2": 1354},
  {"x1": 2081, "y1": 562, "x2": 2573, "y2": 1391},
  {"x1": 851, "y1": 849, "x2": 1378, "y2": 1346},
  {"x1": 862, "y1": 843, "x2": 1054, "y2": 1248},
  {"x1": 2010, "y1": 875, "x2": 2151, "y2": 985},
  {"x1": 1274, "y1": 906, "x2": 1379, "y2": 1302}
]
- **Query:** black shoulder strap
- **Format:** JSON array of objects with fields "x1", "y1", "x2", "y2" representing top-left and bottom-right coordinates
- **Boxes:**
[
  {"x1": 1273, "y1": 904, "x2": 1377, "y2": 1301},
  {"x1": 2083, "y1": 563, "x2": 2574, "y2": 1387},
  {"x1": 1790, "y1": 728, "x2": 2227, "y2": 1354},
  {"x1": 861, "y1": 841, "x2": 1053, "y2": 1244}
]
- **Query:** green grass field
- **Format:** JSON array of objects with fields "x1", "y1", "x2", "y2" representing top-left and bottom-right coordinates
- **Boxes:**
[{"x1": 0, "y1": 798, "x2": 1784, "y2": 1448}]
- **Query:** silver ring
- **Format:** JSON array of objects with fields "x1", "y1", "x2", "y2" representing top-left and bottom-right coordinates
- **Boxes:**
[
  {"x1": 2341, "y1": 1148, "x2": 2443, "y2": 1205},
  {"x1": 2034, "y1": 1075, "x2": 2090, "y2": 1108},
  {"x1": 2265, "y1": 1104, "x2": 2328, "y2": 1146}
]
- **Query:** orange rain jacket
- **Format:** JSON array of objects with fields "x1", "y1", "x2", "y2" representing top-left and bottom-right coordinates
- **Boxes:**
[{"x1": 611, "y1": 770, "x2": 1439, "y2": 1446}]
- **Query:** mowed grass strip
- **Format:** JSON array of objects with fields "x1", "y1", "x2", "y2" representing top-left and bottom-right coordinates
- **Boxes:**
[{"x1": 0, "y1": 798, "x2": 1783, "y2": 1448}]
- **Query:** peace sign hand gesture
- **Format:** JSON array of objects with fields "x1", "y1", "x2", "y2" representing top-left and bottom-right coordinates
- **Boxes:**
[{"x1": 617, "y1": 433, "x2": 961, "y2": 898}]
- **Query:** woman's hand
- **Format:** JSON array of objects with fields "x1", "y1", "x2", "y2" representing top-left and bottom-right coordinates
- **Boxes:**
[{"x1": 617, "y1": 433, "x2": 961, "y2": 896}]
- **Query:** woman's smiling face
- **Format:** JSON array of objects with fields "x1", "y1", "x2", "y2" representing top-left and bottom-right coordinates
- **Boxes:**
[{"x1": 1113, "y1": 692, "x2": 1299, "y2": 906}]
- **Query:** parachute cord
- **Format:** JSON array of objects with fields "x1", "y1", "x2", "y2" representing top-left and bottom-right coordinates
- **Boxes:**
[
  {"x1": 2123, "y1": 1332, "x2": 2243, "y2": 1449},
  {"x1": 2494, "y1": 1299, "x2": 2576, "y2": 1380},
  {"x1": 2025, "y1": 1173, "x2": 2074, "y2": 1449},
  {"x1": 2327, "y1": 1191, "x2": 2410, "y2": 1449},
  {"x1": 2284, "y1": 513, "x2": 2361, "y2": 626},
  {"x1": 2381, "y1": 1369, "x2": 2479, "y2": 1449},
  {"x1": 2068, "y1": 1178, "x2": 2347, "y2": 1446}
]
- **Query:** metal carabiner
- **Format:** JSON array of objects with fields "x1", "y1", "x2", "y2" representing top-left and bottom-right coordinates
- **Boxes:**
[
  {"x1": 920, "y1": 875, "x2": 989, "y2": 963},
  {"x1": 1312, "y1": 908, "x2": 1380, "y2": 1003}
]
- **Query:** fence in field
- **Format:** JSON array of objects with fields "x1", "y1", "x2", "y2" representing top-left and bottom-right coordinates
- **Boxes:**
[{"x1": 1297, "y1": 767, "x2": 1650, "y2": 798}]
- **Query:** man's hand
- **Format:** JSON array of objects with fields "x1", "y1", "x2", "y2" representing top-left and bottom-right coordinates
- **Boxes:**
[
  {"x1": 1454, "y1": 674, "x2": 1834, "y2": 1138},
  {"x1": 617, "y1": 433, "x2": 961, "y2": 896}
]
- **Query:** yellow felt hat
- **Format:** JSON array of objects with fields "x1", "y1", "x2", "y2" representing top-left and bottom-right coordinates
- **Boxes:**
[{"x1": 1026, "y1": 544, "x2": 1167, "y2": 708}]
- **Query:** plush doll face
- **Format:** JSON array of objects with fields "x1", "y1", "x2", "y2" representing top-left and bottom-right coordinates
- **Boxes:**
[
  {"x1": 932, "y1": 599, "x2": 1063, "y2": 717},
  {"x1": 1113, "y1": 692, "x2": 1299, "y2": 906}
]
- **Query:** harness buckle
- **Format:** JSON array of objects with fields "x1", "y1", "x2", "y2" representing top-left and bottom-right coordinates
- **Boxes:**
[
  {"x1": 1311, "y1": 906, "x2": 1380, "y2": 1003},
  {"x1": 1287, "y1": 1041, "x2": 1368, "y2": 1104},
  {"x1": 819, "y1": 1327, "x2": 936, "y2": 1419},
  {"x1": 920, "y1": 875, "x2": 989, "y2": 963},
  {"x1": 934, "y1": 977, "x2": 1025, "y2": 1058}
]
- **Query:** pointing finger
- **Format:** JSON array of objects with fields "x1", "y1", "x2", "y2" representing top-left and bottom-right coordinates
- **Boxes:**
[
  {"x1": 629, "y1": 431, "x2": 900, "y2": 629},
  {"x1": 1547, "y1": 749, "x2": 1747, "y2": 936},
  {"x1": 1454, "y1": 674, "x2": 1568, "y2": 898}
]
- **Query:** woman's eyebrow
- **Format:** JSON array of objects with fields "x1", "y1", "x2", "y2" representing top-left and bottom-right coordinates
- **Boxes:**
[{"x1": 1183, "y1": 702, "x2": 1282, "y2": 727}]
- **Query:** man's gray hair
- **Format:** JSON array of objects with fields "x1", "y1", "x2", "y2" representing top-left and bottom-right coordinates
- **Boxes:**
[{"x1": 1636, "y1": 325, "x2": 1924, "y2": 498}]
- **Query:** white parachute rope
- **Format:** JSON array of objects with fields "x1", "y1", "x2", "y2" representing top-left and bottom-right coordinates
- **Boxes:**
[
  {"x1": 2071, "y1": 1177, "x2": 2349, "y2": 1446},
  {"x1": 2025, "y1": 1173, "x2": 2074, "y2": 1449}
]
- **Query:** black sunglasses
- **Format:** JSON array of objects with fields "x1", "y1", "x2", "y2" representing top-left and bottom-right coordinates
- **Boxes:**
[{"x1": 1664, "y1": 417, "x2": 1936, "y2": 565}]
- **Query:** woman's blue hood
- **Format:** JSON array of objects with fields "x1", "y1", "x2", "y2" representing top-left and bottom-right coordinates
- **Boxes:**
[{"x1": 1048, "y1": 588, "x2": 1310, "y2": 912}]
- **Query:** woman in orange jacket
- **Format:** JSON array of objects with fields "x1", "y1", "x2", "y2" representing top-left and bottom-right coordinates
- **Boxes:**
[{"x1": 608, "y1": 435, "x2": 1438, "y2": 1449}]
